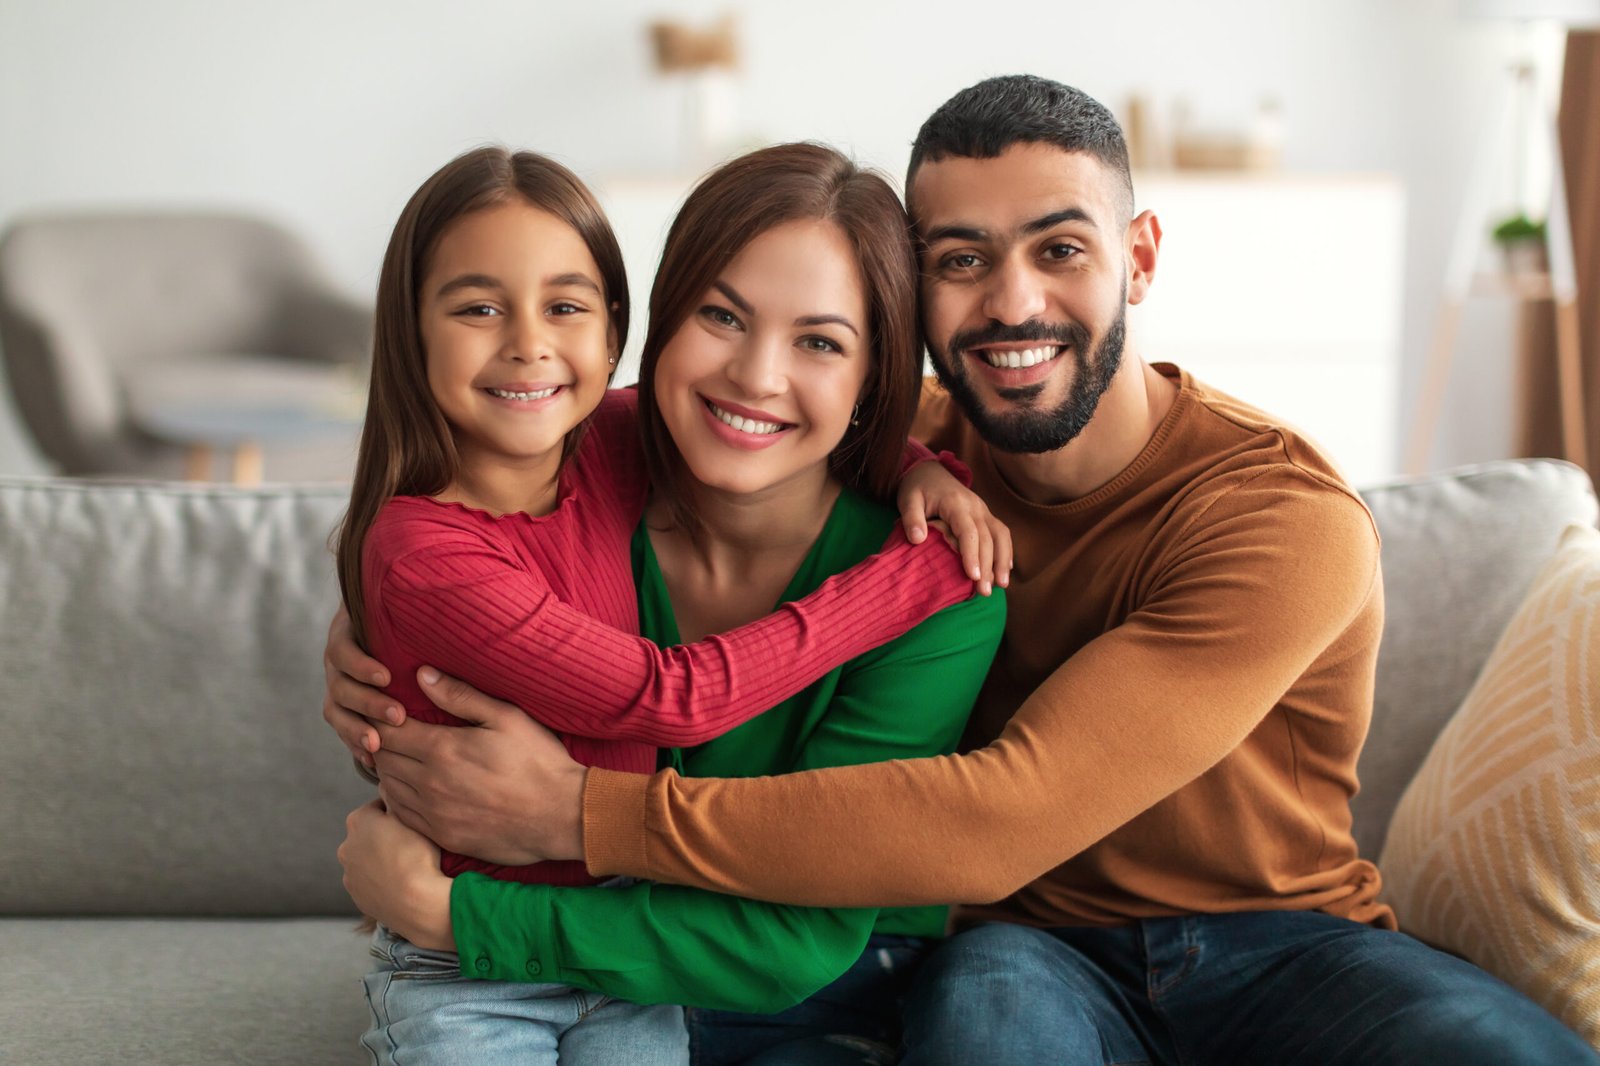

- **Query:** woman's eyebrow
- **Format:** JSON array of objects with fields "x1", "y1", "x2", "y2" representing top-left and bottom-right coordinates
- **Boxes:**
[
  {"x1": 795, "y1": 313, "x2": 858, "y2": 337},
  {"x1": 712, "y1": 280, "x2": 755, "y2": 315}
]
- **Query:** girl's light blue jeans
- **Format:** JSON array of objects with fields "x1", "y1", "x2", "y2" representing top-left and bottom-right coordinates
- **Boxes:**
[{"x1": 360, "y1": 925, "x2": 688, "y2": 1065}]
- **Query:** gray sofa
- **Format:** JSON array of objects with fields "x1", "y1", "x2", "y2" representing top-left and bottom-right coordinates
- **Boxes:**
[{"x1": 0, "y1": 459, "x2": 1595, "y2": 1066}]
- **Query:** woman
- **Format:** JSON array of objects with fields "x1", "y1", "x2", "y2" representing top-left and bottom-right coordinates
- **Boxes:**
[{"x1": 331, "y1": 143, "x2": 1007, "y2": 1065}]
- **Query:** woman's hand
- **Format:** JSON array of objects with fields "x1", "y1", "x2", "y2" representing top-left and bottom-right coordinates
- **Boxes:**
[
  {"x1": 338, "y1": 799, "x2": 454, "y2": 951},
  {"x1": 372, "y1": 668, "x2": 589, "y2": 866},
  {"x1": 322, "y1": 606, "x2": 405, "y2": 771},
  {"x1": 898, "y1": 460, "x2": 1013, "y2": 595}
]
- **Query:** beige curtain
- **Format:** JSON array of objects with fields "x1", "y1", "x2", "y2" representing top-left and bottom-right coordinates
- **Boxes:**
[{"x1": 1520, "y1": 30, "x2": 1599, "y2": 474}]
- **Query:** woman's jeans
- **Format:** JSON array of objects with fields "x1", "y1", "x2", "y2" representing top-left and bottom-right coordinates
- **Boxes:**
[
  {"x1": 360, "y1": 926, "x2": 688, "y2": 1065},
  {"x1": 688, "y1": 933, "x2": 930, "y2": 1066},
  {"x1": 900, "y1": 911, "x2": 1600, "y2": 1065}
]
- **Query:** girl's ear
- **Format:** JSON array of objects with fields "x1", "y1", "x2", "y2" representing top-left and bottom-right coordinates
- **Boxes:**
[{"x1": 607, "y1": 301, "x2": 622, "y2": 372}]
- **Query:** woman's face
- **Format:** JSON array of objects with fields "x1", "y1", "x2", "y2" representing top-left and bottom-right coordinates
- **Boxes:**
[
  {"x1": 419, "y1": 200, "x2": 614, "y2": 475},
  {"x1": 654, "y1": 218, "x2": 871, "y2": 499}
]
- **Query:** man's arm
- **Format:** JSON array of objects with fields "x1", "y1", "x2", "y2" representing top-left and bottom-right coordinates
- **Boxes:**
[{"x1": 581, "y1": 476, "x2": 1382, "y2": 907}]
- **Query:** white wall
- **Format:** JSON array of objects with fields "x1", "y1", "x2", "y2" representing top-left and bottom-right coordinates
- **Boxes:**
[{"x1": 0, "y1": 0, "x2": 1541, "y2": 477}]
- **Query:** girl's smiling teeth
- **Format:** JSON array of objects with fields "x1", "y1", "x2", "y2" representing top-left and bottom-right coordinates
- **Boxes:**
[
  {"x1": 485, "y1": 385, "x2": 560, "y2": 401},
  {"x1": 978, "y1": 346, "x2": 1061, "y2": 369},
  {"x1": 704, "y1": 398, "x2": 790, "y2": 436}
]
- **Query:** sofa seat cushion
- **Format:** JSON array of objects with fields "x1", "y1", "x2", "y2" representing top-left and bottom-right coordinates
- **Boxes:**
[
  {"x1": 0, "y1": 917, "x2": 372, "y2": 1065},
  {"x1": 1380, "y1": 523, "x2": 1600, "y2": 1050}
]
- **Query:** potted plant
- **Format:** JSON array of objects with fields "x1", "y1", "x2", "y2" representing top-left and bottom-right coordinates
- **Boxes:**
[{"x1": 1491, "y1": 213, "x2": 1548, "y2": 275}]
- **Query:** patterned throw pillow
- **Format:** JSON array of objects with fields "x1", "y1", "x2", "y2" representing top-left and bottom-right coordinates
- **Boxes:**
[{"x1": 1380, "y1": 522, "x2": 1600, "y2": 1049}]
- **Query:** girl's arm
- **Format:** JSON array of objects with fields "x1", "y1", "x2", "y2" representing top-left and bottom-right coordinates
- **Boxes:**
[
  {"x1": 373, "y1": 516, "x2": 974, "y2": 748},
  {"x1": 443, "y1": 584, "x2": 1006, "y2": 1011}
]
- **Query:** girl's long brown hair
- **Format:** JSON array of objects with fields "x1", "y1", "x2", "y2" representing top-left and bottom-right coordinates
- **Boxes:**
[
  {"x1": 637, "y1": 142, "x2": 922, "y2": 535},
  {"x1": 335, "y1": 147, "x2": 628, "y2": 647}
]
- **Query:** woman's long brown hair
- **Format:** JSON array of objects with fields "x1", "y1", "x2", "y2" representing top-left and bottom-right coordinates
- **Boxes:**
[
  {"x1": 636, "y1": 142, "x2": 922, "y2": 536},
  {"x1": 334, "y1": 147, "x2": 628, "y2": 647}
]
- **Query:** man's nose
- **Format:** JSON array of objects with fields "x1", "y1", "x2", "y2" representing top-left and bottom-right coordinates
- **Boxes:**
[{"x1": 981, "y1": 256, "x2": 1048, "y2": 325}]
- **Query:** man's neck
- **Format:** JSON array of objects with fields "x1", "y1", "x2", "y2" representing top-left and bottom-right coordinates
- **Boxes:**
[{"x1": 990, "y1": 359, "x2": 1179, "y2": 506}]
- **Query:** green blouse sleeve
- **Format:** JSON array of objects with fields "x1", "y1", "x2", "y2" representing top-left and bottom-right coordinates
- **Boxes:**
[{"x1": 450, "y1": 586, "x2": 1005, "y2": 1012}]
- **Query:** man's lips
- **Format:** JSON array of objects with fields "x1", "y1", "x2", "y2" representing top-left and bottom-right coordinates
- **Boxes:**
[{"x1": 965, "y1": 344, "x2": 1063, "y2": 370}]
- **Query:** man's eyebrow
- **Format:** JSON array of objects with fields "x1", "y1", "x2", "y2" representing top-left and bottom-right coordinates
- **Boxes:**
[
  {"x1": 712, "y1": 280, "x2": 754, "y2": 315},
  {"x1": 922, "y1": 207, "x2": 1098, "y2": 246},
  {"x1": 1022, "y1": 207, "x2": 1097, "y2": 234},
  {"x1": 795, "y1": 313, "x2": 859, "y2": 337},
  {"x1": 435, "y1": 273, "x2": 501, "y2": 298}
]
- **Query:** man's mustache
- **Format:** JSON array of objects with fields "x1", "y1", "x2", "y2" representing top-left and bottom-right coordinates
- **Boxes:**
[{"x1": 950, "y1": 320, "x2": 1089, "y2": 357}]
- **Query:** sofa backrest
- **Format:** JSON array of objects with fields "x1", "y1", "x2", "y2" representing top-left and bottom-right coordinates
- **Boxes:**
[
  {"x1": 1355, "y1": 459, "x2": 1598, "y2": 859},
  {"x1": 0, "y1": 477, "x2": 369, "y2": 917}
]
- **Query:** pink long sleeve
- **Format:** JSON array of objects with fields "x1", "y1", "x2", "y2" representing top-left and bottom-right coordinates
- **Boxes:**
[{"x1": 368, "y1": 508, "x2": 973, "y2": 748}]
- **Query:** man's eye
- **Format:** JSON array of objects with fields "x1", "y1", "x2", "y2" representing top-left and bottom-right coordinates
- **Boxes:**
[
  {"x1": 943, "y1": 253, "x2": 982, "y2": 271},
  {"x1": 1043, "y1": 243, "x2": 1080, "y2": 261}
]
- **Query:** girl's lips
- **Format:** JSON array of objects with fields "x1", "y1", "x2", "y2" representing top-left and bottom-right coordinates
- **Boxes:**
[{"x1": 481, "y1": 384, "x2": 566, "y2": 409}]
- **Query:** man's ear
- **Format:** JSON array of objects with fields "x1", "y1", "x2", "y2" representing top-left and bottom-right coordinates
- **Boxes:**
[{"x1": 1125, "y1": 210, "x2": 1162, "y2": 307}]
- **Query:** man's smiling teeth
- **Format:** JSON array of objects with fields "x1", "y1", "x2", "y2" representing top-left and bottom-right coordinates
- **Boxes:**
[
  {"x1": 487, "y1": 386, "x2": 558, "y2": 401},
  {"x1": 982, "y1": 346, "x2": 1060, "y2": 369},
  {"x1": 707, "y1": 400, "x2": 785, "y2": 436}
]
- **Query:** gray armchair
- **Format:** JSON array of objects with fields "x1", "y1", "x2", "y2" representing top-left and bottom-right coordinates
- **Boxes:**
[{"x1": 0, "y1": 211, "x2": 371, "y2": 480}]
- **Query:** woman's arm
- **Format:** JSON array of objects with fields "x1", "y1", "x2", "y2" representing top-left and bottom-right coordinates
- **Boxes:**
[{"x1": 441, "y1": 586, "x2": 1006, "y2": 1011}]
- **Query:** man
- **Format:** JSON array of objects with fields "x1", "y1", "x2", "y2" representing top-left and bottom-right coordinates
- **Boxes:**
[{"x1": 327, "y1": 76, "x2": 1596, "y2": 1062}]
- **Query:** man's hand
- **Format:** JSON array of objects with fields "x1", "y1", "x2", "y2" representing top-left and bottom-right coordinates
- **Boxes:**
[
  {"x1": 323, "y1": 606, "x2": 404, "y2": 772},
  {"x1": 338, "y1": 799, "x2": 454, "y2": 950},
  {"x1": 899, "y1": 460, "x2": 1013, "y2": 595},
  {"x1": 372, "y1": 668, "x2": 588, "y2": 866}
]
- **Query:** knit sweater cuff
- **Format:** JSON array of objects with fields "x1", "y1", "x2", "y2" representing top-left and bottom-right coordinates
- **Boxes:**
[{"x1": 582, "y1": 767, "x2": 653, "y2": 877}]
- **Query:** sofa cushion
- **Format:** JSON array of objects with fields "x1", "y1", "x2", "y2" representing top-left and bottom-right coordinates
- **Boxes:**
[
  {"x1": 0, "y1": 917, "x2": 371, "y2": 1065},
  {"x1": 0, "y1": 477, "x2": 372, "y2": 916},
  {"x1": 1379, "y1": 523, "x2": 1600, "y2": 1050},
  {"x1": 1354, "y1": 459, "x2": 1598, "y2": 859}
]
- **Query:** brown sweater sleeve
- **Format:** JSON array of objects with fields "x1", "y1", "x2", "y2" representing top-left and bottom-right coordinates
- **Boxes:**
[{"x1": 581, "y1": 469, "x2": 1382, "y2": 908}]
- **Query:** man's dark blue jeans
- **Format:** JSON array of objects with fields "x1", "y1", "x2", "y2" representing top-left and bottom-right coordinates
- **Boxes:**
[{"x1": 900, "y1": 911, "x2": 1598, "y2": 1065}]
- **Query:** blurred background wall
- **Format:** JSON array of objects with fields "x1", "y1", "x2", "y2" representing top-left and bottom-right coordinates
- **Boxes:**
[{"x1": 0, "y1": 0, "x2": 1540, "y2": 479}]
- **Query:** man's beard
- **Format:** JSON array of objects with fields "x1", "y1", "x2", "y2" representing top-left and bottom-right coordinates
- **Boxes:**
[{"x1": 931, "y1": 304, "x2": 1127, "y2": 455}]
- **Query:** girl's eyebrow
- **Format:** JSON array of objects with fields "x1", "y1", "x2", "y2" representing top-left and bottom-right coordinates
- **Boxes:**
[
  {"x1": 435, "y1": 273, "x2": 501, "y2": 298},
  {"x1": 547, "y1": 272, "x2": 603, "y2": 295}
]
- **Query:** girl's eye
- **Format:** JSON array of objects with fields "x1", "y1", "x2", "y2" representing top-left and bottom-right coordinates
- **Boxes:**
[
  {"x1": 457, "y1": 303, "x2": 499, "y2": 317},
  {"x1": 549, "y1": 301, "x2": 586, "y2": 316},
  {"x1": 799, "y1": 335, "x2": 843, "y2": 355}
]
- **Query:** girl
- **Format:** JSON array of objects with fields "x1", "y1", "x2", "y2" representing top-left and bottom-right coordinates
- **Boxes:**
[
  {"x1": 335, "y1": 147, "x2": 1001, "y2": 1064},
  {"x1": 335, "y1": 144, "x2": 1007, "y2": 1065}
]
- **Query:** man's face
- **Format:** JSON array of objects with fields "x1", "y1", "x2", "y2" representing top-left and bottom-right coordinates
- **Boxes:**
[{"x1": 912, "y1": 143, "x2": 1133, "y2": 453}]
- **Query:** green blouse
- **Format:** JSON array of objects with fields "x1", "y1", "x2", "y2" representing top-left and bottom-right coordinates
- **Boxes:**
[{"x1": 448, "y1": 487, "x2": 1004, "y2": 1013}]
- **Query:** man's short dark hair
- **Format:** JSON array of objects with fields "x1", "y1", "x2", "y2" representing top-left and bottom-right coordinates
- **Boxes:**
[{"x1": 908, "y1": 75, "x2": 1134, "y2": 219}]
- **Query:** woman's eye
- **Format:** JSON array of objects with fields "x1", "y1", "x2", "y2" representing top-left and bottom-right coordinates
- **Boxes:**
[
  {"x1": 701, "y1": 305, "x2": 741, "y2": 329},
  {"x1": 799, "y1": 335, "x2": 843, "y2": 355}
]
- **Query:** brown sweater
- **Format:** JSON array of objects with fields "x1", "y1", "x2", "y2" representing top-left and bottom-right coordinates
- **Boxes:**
[{"x1": 584, "y1": 365, "x2": 1394, "y2": 930}]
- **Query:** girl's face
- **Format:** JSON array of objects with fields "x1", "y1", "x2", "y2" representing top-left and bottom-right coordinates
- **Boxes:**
[
  {"x1": 420, "y1": 200, "x2": 614, "y2": 476},
  {"x1": 655, "y1": 218, "x2": 871, "y2": 500}
]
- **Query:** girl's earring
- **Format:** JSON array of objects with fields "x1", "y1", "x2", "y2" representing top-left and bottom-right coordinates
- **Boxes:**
[
  {"x1": 608, "y1": 356, "x2": 617, "y2": 365},
  {"x1": 850, "y1": 402, "x2": 861, "y2": 426}
]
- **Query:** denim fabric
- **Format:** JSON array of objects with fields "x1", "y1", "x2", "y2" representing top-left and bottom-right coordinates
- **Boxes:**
[
  {"x1": 688, "y1": 934, "x2": 930, "y2": 1066},
  {"x1": 360, "y1": 926, "x2": 688, "y2": 1065},
  {"x1": 900, "y1": 912, "x2": 1600, "y2": 1065}
]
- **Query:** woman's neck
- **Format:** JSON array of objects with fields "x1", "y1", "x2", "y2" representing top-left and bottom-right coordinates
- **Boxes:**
[
  {"x1": 647, "y1": 463, "x2": 841, "y2": 639},
  {"x1": 436, "y1": 444, "x2": 564, "y2": 517}
]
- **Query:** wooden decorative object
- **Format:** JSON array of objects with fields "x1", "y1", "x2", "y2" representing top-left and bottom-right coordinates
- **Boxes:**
[{"x1": 649, "y1": 14, "x2": 739, "y2": 75}]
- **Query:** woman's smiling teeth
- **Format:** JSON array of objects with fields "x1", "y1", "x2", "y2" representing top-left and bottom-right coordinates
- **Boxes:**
[
  {"x1": 487, "y1": 386, "x2": 559, "y2": 401},
  {"x1": 706, "y1": 399, "x2": 787, "y2": 436},
  {"x1": 981, "y1": 346, "x2": 1060, "y2": 369}
]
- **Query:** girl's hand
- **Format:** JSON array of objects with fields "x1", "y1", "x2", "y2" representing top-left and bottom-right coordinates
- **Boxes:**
[
  {"x1": 323, "y1": 606, "x2": 405, "y2": 771},
  {"x1": 338, "y1": 799, "x2": 455, "y2": 951},
  {"x1": 898, "y1": 460, "x2": 1013, "y2": 595}
]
